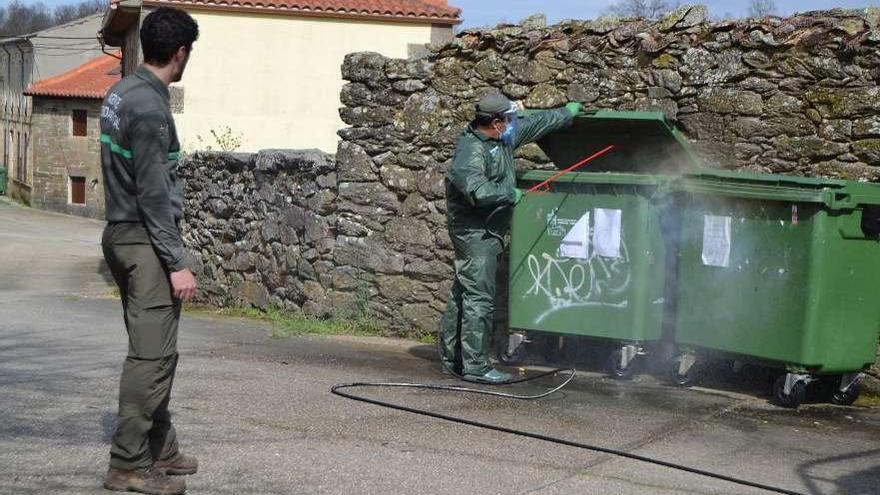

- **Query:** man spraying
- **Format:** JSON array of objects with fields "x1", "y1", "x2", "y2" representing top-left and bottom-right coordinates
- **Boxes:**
[
  {"x1": 440, "y1": 92, "x2": 580, "y2": 384},
  {"x1": 100, "y1": 7, "x2": 199, "y2": 494}
]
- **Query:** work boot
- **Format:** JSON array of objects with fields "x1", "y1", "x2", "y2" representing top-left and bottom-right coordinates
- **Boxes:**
[
  {"x1": 154, "y1": 453, "x2": 198, "y2": 476},
  {"x1": 462, "y1": 368, "x2": 512, "y2": 384},
  {"x1": 103, "y1": 467, "x2": 186, "y2": 494}
]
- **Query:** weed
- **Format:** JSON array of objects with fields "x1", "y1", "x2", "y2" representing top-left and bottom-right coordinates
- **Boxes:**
[
  {"x1": 184, "y1": 304, "x2": 389, "y2": 339},
  {"x1": 194, "y1": 126, "x2": 243, "y2": 152}
]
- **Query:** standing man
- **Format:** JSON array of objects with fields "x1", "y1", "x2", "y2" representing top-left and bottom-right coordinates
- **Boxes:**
[
  {"x1": 440, "y1": 92, "x2": 580, "y2": 384},
  {"x1": 100, "y1": 8, "x2": 199, "y2": 495}
]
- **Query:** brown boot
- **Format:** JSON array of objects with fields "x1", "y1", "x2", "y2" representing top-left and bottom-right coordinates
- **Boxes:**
[
  {"x1": 103, "y1": 467, "x2": 186, "y2": 494},
  {"x1": 154, "y1": 453, "x2": 198, "y2": 476}
]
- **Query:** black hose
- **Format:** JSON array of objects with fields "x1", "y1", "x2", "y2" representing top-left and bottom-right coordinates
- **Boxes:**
[
  {"x1": 485, "y1": 204, "x2": 511, "y2": 243},
  {"x1": 330, "y1": 377, "x2": 806, "y2": 495}
]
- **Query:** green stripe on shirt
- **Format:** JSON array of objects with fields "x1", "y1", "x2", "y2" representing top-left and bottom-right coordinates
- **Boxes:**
[
  {"x1": 99, "y1": 134, "x2": 133, "y2": 159},
  {"x1": 101, "y1": 134, "x2": 180, "y2": 161}
]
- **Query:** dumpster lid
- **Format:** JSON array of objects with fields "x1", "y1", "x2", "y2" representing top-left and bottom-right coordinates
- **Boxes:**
[
  {"x1": 518, "y1": 170, "x2": 668, "y2": 187},
  {"x1": 525, "y1": 110, "x2": 701, "y2": 174},
  {"x1": 679, "y1": 169, "x2": 880, "y2": 209}
]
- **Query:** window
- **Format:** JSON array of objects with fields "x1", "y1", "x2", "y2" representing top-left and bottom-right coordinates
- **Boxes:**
[
  {"x1": 72, "y1": 109, "x2": 87, "y2": 137},
  {"x1": 70, "y1": 175, "x2": 86, "y2": 205}
]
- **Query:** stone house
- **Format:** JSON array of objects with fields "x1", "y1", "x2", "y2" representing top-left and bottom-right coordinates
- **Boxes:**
[
  {"x1": 0, "y1": 14, "x2": 105, "y2": 205},
  {"x1": 24, "y1": 54, "x2": 121, "y2": 219},
  {"x1": 99, "y1": 0, "x2": 461, "y2": 153}
]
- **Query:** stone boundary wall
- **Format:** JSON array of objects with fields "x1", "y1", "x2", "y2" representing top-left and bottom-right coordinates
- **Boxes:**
[{"x1": 183, "y1": 6, "x2": 880, "y2": 337}]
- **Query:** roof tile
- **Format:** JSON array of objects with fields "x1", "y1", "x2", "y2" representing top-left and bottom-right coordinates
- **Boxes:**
[
  {"x1": 140, "y1": 0, "x2": 461, "y2": 24},
  {"x1": 26, "y1": 54, "x2": 121, "y2": 100}
]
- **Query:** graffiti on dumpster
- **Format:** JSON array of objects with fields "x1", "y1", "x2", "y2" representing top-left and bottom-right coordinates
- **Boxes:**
[{"x1": 524, "y1": 239, "x2": 631, "y2": 324}]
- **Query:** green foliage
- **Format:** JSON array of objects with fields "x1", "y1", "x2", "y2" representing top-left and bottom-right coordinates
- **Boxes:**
[
  {"x1": 185, "y1": 304, "x2": 387, "y2": 339},
  {"x1": 194, "y1": 126, "x2": 244, "y2": 152}
]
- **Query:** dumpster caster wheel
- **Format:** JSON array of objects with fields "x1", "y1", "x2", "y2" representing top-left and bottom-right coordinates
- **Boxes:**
[
  {"x1": 497, "y1": 333, "x2": 527, "y2": 366},
  {"x1": 667, "y1": 355, "x2": 702, "y2": 387},
  {"x1": 772, "y1": 374, "x2": 806, "y2": 409},
  {"x1": 831, "y1": 385, "x2": 860, "y2": 406},
  {"x1": 830, "y1": 374, "x2": 862, "y2": 406},
  {"x1": 606, "y1": 349, "x2": 636, "y2": 380}
]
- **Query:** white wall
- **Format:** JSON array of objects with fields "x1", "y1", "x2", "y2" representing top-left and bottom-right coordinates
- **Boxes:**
[{"x1": 173, "y1": 11, "x2": 434, "y2": 153}]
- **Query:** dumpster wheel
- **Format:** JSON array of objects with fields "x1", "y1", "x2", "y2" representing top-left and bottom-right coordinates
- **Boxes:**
[
  {"x1": 829, "y1": 374, "x2": 862, "y2": 406},
  {"x1": 606, "y1": 348, "x2": 637, "y2": 380},
  {"x1": 830, "y1": 384, "x2": 860, "y2": 406},
  {"x1": 666, "y1": 354, "x2": 704, "y2": 387},
  {"x1": 496, "y1": 331, "x2": 528, "y2": 366},
  {"x1": 772, "y1": 374, "x2": 807, "y2": 408}
]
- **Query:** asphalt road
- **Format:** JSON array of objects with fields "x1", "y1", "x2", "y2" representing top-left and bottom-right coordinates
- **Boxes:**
[{"x1": 1, "y1": 198, "x2": 878, "y2": 495}]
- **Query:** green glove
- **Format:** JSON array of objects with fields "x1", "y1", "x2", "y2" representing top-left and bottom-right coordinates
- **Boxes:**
[
  {"x1": 513, "y1": 188, "x2": 524, "y2": 205},
  {"x1": 565, "y1": 102, "x2": 582, "y2": 117}
]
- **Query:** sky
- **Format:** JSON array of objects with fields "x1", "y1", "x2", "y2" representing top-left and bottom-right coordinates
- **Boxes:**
[
  {"x1": 13, "y1": 0, "x2": 880, "y2": 27},
  {"x1": 453, "y1": 0, "x2": 880, "y2": 27}
]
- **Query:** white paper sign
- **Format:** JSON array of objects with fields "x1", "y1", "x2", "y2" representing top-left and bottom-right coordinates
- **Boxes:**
[
  {"x1": 559, "y1": 212, "x2": 590, "y2": 259},
  {"x1": 702, "y1": 215, "x2": 732, "y2": 268},
  {"x1": 593, "y1": 208, "x2": 622, "y2": 258}
]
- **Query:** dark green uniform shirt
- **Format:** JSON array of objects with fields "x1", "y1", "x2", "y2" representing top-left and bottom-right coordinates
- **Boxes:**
[
  {"x1": 100, "y1": 65, "x2": 187, "y2": 271},
  {"x1": 445, "y1": 108, "x2": 573, "y2": 235}
]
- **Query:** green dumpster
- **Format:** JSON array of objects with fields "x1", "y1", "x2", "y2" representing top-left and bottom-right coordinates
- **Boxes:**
[
  {"x1": 504, "y1": 110, "x2": 700, "y2": 376},
  {"x1": 0, "y1": 166, "x2": 6, "y2": 195},
  {"x1": 672, "y1": 170, "x2": 880, "y2": 406}
]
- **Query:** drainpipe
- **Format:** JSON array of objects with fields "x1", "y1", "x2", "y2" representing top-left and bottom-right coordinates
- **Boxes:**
[
  {"x1": 12, "y1": 41, "x2": 31, "y2": 186},
  {"x1": 1, "y1": 44, "x2": 10, "y2": 119},
  {"x1": 1, "y1": 44, "x2": 11, "y2": 170}
]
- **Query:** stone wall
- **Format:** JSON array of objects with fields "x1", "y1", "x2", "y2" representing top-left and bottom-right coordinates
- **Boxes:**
[
  {"x1": 31, "y1": 98, "x2": 105, "y2": 219},
  {"x1": 184, "y1": 6, "x2": 880, "y2": 336},
  {"x1": 181, "y1": 150, "x2": 344, "y2": 315}
]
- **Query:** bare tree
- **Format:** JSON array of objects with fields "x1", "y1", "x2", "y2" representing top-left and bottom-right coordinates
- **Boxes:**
[
  {"x1": 604, "y1": 0, "x2": 679, "y2": 20},
  {"x1": 0, "y1": 0, "x2": 103, "y2": 38},
  {"x1": 2, "y1": 1, "x2": 53, "y2": 37},
  {"x1": 53, "y1": 0, "x2": 104, "y2": 26},
  {"x1": 749, "y1": 0, "x2": 777, "y2": 18}
]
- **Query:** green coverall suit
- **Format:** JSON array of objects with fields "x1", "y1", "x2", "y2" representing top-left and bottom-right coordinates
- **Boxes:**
[{"x1": 440, "y1": 107, "x2": 574, "y2": 376}]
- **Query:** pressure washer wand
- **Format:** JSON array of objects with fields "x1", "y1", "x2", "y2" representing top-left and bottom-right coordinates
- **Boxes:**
[
  {"x1": 485, "y1": 144, "x2": 617, "y2": 242},
  {"x1": 526, "y1": 144, "x2": 616, "y2": 194}
]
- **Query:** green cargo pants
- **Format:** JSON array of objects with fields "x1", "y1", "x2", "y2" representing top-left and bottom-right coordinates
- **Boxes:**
[
  {"x1": 440, "y1": 229, "x2": 503, "y2": 376},
  {"x1": 102, "y1": 223, "x2": 181, "y2": 470}
]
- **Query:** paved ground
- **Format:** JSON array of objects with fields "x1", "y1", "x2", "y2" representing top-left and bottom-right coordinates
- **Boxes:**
[{"x1": 1, "y1": 197, "x2": 879, "y2": 495}]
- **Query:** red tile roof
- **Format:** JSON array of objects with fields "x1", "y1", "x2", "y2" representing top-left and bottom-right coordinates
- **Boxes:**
[
  {"x1": 139, "y1": 0, "x2": 461, "y2": 24},
  {"x1": 25, "y1": 54, "x2": 121, "y2": 99}
]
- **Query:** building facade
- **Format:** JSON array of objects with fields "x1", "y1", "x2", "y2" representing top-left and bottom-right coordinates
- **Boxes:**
[
  {"x1": 25, "y1": 55, "x2": 121, "y2": 218},
  {"x1": 101, "y1": 0, "x2": 461, "y2": 152},
  {"x1": 0, "y1": 14, "x2": 105, "y2": 205}
]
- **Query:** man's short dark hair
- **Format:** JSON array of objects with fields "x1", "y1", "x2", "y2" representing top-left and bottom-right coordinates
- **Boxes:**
[{"x1": 140, "y1": 7, "x2": 199, "y2": 66}]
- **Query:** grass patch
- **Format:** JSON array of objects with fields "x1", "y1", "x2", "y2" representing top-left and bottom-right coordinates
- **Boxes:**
[
  {"x1": 185, "y1": 304, "x2": 388, "y2": 339},
  {"x1": 856, "y1": 392, "x2": 880, "y2": 407},
  {"x1": 418, "y1": 333, "x2": 437, "y2": 345}
]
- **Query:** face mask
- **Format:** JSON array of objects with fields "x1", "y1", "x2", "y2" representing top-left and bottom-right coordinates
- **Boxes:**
[{"x1": 499, "y1": 112, "x2": 518, "y2": 146}]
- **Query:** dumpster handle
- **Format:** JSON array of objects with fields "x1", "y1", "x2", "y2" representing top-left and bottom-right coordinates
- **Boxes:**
[{"x1": 526, "y1": 144, "x2": 616, "y2": 194}]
